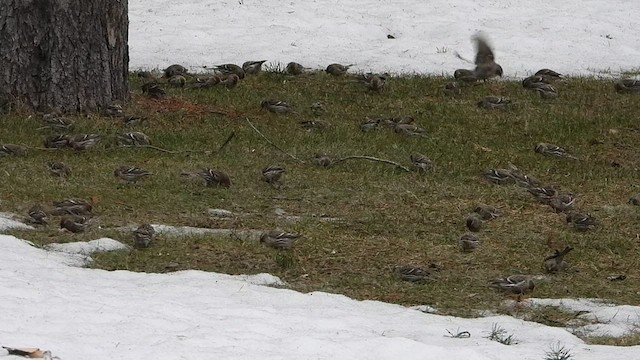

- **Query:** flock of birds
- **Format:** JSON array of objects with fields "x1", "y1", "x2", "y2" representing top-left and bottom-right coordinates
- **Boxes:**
[{"x1": 3, "y1": 33, "x2": 640, "y2": 302}]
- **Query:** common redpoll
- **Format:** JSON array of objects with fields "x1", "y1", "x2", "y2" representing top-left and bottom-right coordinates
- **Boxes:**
[
  {"x1": 534, "y1": 85, "x2": 558, "y2": 99},
  {"x1": 454, "y1": 69, "x2": 477, "y2": 83},
  {"x1": 164, "y1": 64, "x2": 188, "y2": 78},
  {"x1": 104, "y1": 104, "x2": 124, "y2": 117},
  {"x1": 286, "y1": 62, "x2": 306, "y2": 75},
  {"x1": 473, "y1": 204, "x2": 501, "y2": 220},
  {"x1": 483, "y1": 168, "x2": 515, "y2": 185},
  {"x1": 477, "y1": 96, "x2": 511, "y2": 109},
  {"x1": 117, "y1": 132, "x2": 151, "y2": 146},
  {"x1": 543, "y1": 246, "x2": 573, "y2": 273},
  {"x1": 133, "y1": 223, "x2": 155, "y2": 249},
  {"x1": 472, "y1": 34, "x2": 503, "y2": 81},
  {"x1": 41, "y1": 115, "x2": 74, "y2": 131},
  {"x1": 614, "y1": 79, "x2": 640, "y2": 94},
  {"x1": 220, "y1": 74, "x2": 240, "y2": 89},
  {"x1": 465, "y1": 214, "x2": 482, "y2": 232},
  {"x1": 566, "y1": 212, "x2": 596, "y2": 231},
  {"x1": 114, "y1": 165, "x2": 153, "y2": 183},
  {"x1": 395, "y1": 265, "x2": 431, "y2": 283},
  {"x1": 410, "y1": 153, "x2": 433, "y2": 172},
  {"x1": 260, "y1": 230, "x2": 300, "y2": 250},
  {"x1": 197, "y1": 168, "x2": 232, "y2": 188},
  {"x1": 312, "y1": 153, "x2": 333, "y2": 167},
  {"x1": 168, "y1": 75, "x2": 186, "y2": 88},
  {"x1": 47, "y1": 161, "x2": 71, "y2": 177},
  {"x1": 522, "y1": 75, "x2": 552, "y2": 88},
  {"x1": 527, "y1": 185, "x2": 558, "y2": 204},
  {"x1": 141, "y1": 82, "x2": 166, "y2": 99},
  {"x1": 459, "y1": 233, "x2": 480, "y2": 252},
  {"x1": 242, "y1": 60, "x2": 267, "y2": 75},
  {"x1": 535, "y1": 69, "x2": 562, "y2": 79},
  {"x1": 0, "y1": 144, "x2": 27, "y2": 156},
  {"x1": 325, "y1": 63, "x2": 353, "y2": 76},
  {"x1": 394, "y1": 123, "x2": 427, "y2": 137},
  {"x1": 51, "y1": 198, "x2": 93, "y2": 216},
  {"x1": 44, "y1": 135, "x2": 70, "y2": 149},
  {"x1": 534, "y1": 143, "x2": 577, "y2": 160},
  {"x1": 214, "y1": 64, "x2": 245, "y2": 79},
  {"x1": 261, "y1": 99, "x2": 290, "y2": 114},
  {"x1": 360, "y1": 118, "x2": 381, "y2": 132},
  {"x1": 262, "y1": 165, "x2": 285, "y2": 186},
  {"x1": 548, "y1": 193, "x2": 576, "y2": 213},
  {"x1": 68, "y1": 134, "x2": 100, "y2": 151},
  {"x1": 443, "y1": 82, "x2": 462, "y2": 96},
  {"x1": 60, "y1": 216, "x2": 88, "y2": 233},
  {"x1": 489, "y1": 275, "x2": 535, "y2": 297},
  {"x1": 28, "y1": 205, "x2": 48, "y2": 225}
]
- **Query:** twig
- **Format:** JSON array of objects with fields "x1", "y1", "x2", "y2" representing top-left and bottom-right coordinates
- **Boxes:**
[
  {"x1": 218, "y1": 131, "x2": 235, "y2": 152},
  {"x1": 454, "y1": 51, "x2": 473, "y2": 64},
  {"x1": 334, "y1": 155, "x2": 411, "y2": 172},
  {"x1": 244, "y1": 117, "x2": 303, "y2": 163},
  {"x1": 120, "y1": 144, "x2": 180, "y2": 154}
]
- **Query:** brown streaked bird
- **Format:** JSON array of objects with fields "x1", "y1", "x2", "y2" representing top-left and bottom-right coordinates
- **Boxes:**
[
  {"x1": 214, "y1": 63, "x2": 245, "y2": 79},
  {"x1": 28, "y1": 205, "x2": 48, "y2": 225},
  {"x1": 534, "y1": 143, "x2": 577, "y2": 160},
  {"x1": 454, "y1": 69, "x2": 477, "y2": 83},
  {"x1": 477, "y1": 96, "x2": 511, "y2": 109},
  {"x1": 117, "y1": 131, "x2": 151, "y2": 146},
  {"x1": 566, "y1": 212, "x2": 596, "y2": 232},
  {"x1": 260, "y1": 230, "x2": 301, "y2": 250},
  {"x1": 44, "y1": 135, "x2": 70, "y2": 149},
  {"x1": 286, "y1": 62, "x2": 307, "y2": 75},
  {"x1": 483, "y1": 168, "x2": 515, "y2": 185},
  {"x1": 141, "y1": 82, "x2": 166, "y2": 99},
  {"x1": 472, "y1": 34, "x2": 503, "y2": 81},
  {"x1": 489, "y1": 275, "x2": 535, "y2": 301},
  {"x1": 614, "y1": 79, "x2": 640, "y2": 94},
  {"x1": 548, "y1": 193, "x2": 576, "y2": 213},
  {"x1": 164, "y1": 64, "x2": 188, "y2": 78},
  {"x1": 123, "y1": 115, "x2": 146, "y2": 127},
  {"x1": 443, "y1": 81, "x2": 462, "y2": 96},
  {"x1": 410, "y1": 153, "x2": 433, "y2": 172},
  {"x1": 543, "y1": 246, "x2": 574, "y2": 273},
  {"x1": 196, "y1": 168, "x2": 232, "y2": 188},
  {"x1": 510, "y1": 171, "x2": 540, "y2": 188},
  {"x1": 629, "y1": 194, "x2": 640, "y2": 206},
  {"x1": 242, "y1": 60, "x2": 267, "y2": 75},
  {"x1": 41, "y1": 115, "x2": 74, "y2": 131},
  {"x1": 51, "y1": 198, "x2": 93, "y2": 216},
  {"x1": 473, "y1": 204, "x2": 501, "y2": 220},
  {"x1": 114, "y1": 165, "x2": 153, "y2": 183},
  {"x1": 60, "y1": 216, "x2": 88, "y2": 233},
  {"x1": 168, "y1": 75, "x2": 186, "y2": 88},
  {"x1": 356, "y1": 73, "x2": 387, "y2": 92},
  {"x1": 189, "y1": 75, "x2": 222, "y2": 89},
  {"x1": 534, "y1": 84, "x2": 558, "y2": 99},
  {"x1": 68, "y1": 134, "x2": 101, "y2": 151},
  {"x1": 527, "y1": 185, "x2": 558, "y2": 204},
  {"x1": 522, "y1": 75, "x2": 552, "y2": 88},
  {"x1": 220, "y1": 74, "x2": 240, "y2": 89},
  {"x1": 0, "y1": 144, "x2": 27, "y2": 156},
  {"x1": 395, "y1": 265, "x2": 431, "y2": 283},
  {"x1": 360, "y1": 117, "x2": 381, "y2": 132},
  {"x1": 465, "y1": 214, "x2": 482, "y2": 232},
  {"x1": 325, "y1": 63, "x2": 353, "y2": 76},
  {"x1": 262, "y1": 165, "x2": 285, "y2": 187},
  {"x1": 104, "y1": 104, "x2": 123, "y2": 117},
  {"x1": 299, "y1": 120, "x2": 329, "y2": 131},
  {"x1": 47, "y1": 161, "x2": 71, "y2": 177},
  {"x1": 133, "y1": 223, "x2": 156, "y2": 249},
  {"x1": 459, "y1": 233, "x2": 480, "y2": 252},
  {"x1": 394, "y1": 123, "x2": 427, "y2": 137},
  {"x1": 535, "y1": 69, "x2": 562, "y2": 79},
  {"x1": 312, "y1": 153, "x2": 333, "y2": 167},
  {"x1": 261, "y1": 99, "x2": 291, "y2": 114}
]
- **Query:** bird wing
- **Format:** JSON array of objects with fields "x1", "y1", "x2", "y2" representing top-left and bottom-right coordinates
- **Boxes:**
[{"x1": 473, "y1": 34, "x2": 495, "y2": 65}]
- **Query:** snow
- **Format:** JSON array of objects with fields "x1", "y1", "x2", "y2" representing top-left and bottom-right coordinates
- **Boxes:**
[
  {"x1": 1, "y1": 234, "x2": 639, "y2": 359},
  {"x1": 129, "y1": 0, "x2": 640, "y2": 77},
  {"x1": 0, "y1": 213, "x2": 34, "y2": 231},
  {"x1": 45, "y1": 238, "x2": 130, "y2": 256}
]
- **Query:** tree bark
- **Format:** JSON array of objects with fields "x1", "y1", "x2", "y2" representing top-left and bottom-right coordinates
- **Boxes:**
[{"x1": 0, "y1": 0, "x2": 128, "y2": 113}]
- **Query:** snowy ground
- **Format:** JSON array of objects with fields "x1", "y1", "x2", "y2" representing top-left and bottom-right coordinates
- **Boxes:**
[{"x1": 129, "y1": 0, "x2": 640, "y2": 77}]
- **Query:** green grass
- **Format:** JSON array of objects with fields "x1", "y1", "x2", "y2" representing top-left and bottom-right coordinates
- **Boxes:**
[{"x1": 2, "y1": 72, "x2": 640, "y2": 325}]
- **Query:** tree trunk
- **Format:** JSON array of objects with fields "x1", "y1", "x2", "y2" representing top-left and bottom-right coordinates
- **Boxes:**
[{"x1": 0, "y1": 0, "x2": 129, "y2": 113}]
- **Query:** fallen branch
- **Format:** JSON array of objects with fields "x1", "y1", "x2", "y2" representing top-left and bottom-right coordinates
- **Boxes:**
[
  {"x1": 244, "y1": 117, "x2": 303, "y2": 163},
  {"x1": 218, "y1": 131, "x2": 235, "y2": 152},
  {"x1": 334, "y1": 155, "x2": 411, "y2": 172}
]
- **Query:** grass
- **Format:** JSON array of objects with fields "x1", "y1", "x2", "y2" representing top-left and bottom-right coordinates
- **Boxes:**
[
  {"x1": 486, "y1": 323, "x2": 517, "y2": 345},
  {"x1": 2, "y1": 71, "x2": 640, "y2": 324}
]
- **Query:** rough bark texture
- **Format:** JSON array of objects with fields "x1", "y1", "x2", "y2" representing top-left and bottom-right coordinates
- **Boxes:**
[{"x1": 0, "y1": 0, "x2": 128, "y2": 113}]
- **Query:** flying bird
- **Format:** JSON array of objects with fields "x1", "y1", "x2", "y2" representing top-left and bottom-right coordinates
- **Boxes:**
[{"x1": 472, "y1": 34, "x2": 503, "y2": 81}]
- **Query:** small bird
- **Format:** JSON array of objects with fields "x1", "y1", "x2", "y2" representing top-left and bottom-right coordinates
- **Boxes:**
[
  {"x1": 197, "y1": 168, "x2": 232, "y2": 188},
  {"x1": 394, "y1": 123, "x2": 427, "y2": 137},
  {"x1": 489, "y1": 275, "x2": 535, "y2": 300},
  {"x1": 535, "y1": 69, "x2": 562, "y2": 79},
  {"x1": 534, "y1": 143, "x2": 577, "y2": 160},
  {"x1": 51, "y1": 198, "x2": 93, "y2": 216},
  {"x1": 220, "y1": 74, "x2": 240, "y2": 89},
  {"x1": 133, "y1": 223, "x2": 155, "y2": 249},
  {"x1": 483, "y1": 168, "x2": 515, "y2": 185},
  {"x1": 310, "y1": 101, "x2": 326, "y2": 115},
  {"x1": 114, "y1": 165, "x2": 153, "y2": 183},
  {"x1": 566, "y1": 212, "x2": 597, "y2": 231},
  {"x1": 43, "y1": 135, "x2": 70, "y2": 149},
  {"x1": 443, "y1": 82, "x2": 462, "y2": 96},
  {"x1": 168, "y1": 75, "x2": 186, "y2": 88},
  {"x1": 261, "y1": 99, "x2": 291, "y2": 114},
  {"x1": 28, "y1": 205, "x2": 48, "y2": 225},
  {"x1": 527, "y1": 185, "x2": 558, "y2": 204},
  {"x1": 543, "y1": 246, "x2": 574, "y2": 273},
  {"x1": 410, "y1": 153, "x2": 433, "y2": 172},
  {"x1": 0, "y1": 144, "x2": 27, "y2": 156},
  {"x1": 356, "y1": 73, "x2": 386, "y2": 92},
  {"x1": 260, "y1": 230, "x2": 300, "y2": 250},
  {"x1": 262, "y1": 165, "x2": 285, "y2": 187},
  {"x1": 312, "y1": 153, "x2": 333, "y2": 167},
  {"x1": 473, "y1": 204, "x2": 501, "y2": 220},
  {"x1": 104, "y1": 104, "x2": 124, "y2": 117},
  {"x1": 629, "y1": 194, "x2": 640, "y2": 206},
  {"x1": 60, "y1": 216, "x2": 88, "y2": 233},
  {"x1": 548, "y1": 193, "x2": 576, "y2": 213},
  {"x1": 477, "y1": 96, "x2": 511, "y2": 109},
  {"x1": 117, "y1": 131, "x2": 151, "y2": 146},
  {"x1": 41, "y1": 115, "x2": 74, "y2": 131},
  {"x1": 459, "y1": 233, "x2": 480, "y2": 252},
  {"x1": 299, "y1": 120, "x2": 328, "y2": 131},
  {"x1": 465, "y1": 214, "x2": 483, "y2": 232},
  {"x1": 47, "y1": 161, "x2": 71, "y2": 177},
  {"x1": 286, "y1": 62, "x2": 307, "y2": 75},
  {"x1": 123, "y1": 115, "x2": 146, "y2": 127},
  {"x1": 189, "y1": 75, "x2": 222, "y2": 89},
  {"x1": 614, "y1": 79, "x2": 640, "y2": 94},
  {"x1": 360, "y1": 118, "x2": 381, "y2": 132},
  {"x1": 472, "y1": 34, "x2": 503, "y2": 81},
  {"x1": 68, "y1": 134, "x2": 100, "y2": 151},
  {"x1": 214, "y1": 64, "x2": 245, "y2": 79},
  {"x1": 325, "y1": 63, "x2": 353, "y2": 76},
  {"x1": 164, "y1": 64, "x2": 188, "y2": 78},
  {"x1": 242, "y1": 60, "x2": 267, "y2": 75},
  {"x1": 510, "y1": 171, "x2": 540, "y2": 188},
  {"x1": 534, "y1": 84, "x2": 558, "y2": 99},
  {"x1": 522, "y1": 75, "x2": 552, "y2": 88},
  {"x1": 454, "y1": 69, "x2": 477, "y2": 83},
  {"x1": 141, "y1": 82, "x2": 166, "y2": 99},
  {"x1": 395, "y1": 265, "x2": 431, "y2": 283}
]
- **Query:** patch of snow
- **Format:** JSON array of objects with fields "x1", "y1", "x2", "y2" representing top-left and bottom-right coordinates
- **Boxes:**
[
  {"x1": 45, "y1": 238, "x2": 130, "y2": 256},
  {"x1": 0, "y1": 212, "x2": 34, "y2": 231}
]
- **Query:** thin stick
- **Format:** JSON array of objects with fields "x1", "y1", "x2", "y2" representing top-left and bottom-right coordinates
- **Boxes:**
[
  {"x1": 120, "y1": 144, "x2": 179, "y2": 154},
  {"x1": 334, "y1": 155, "x2": 411, "y2": 172},
  {"x1": 454, "y1": 51, "x2": 473, "y2": 64},
  {"x1": 244, "y1": 117, "x2": 303, "y2": 163},
  {"x1": 218, "y1": 131, "x2": 235, "y2": 152}
]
